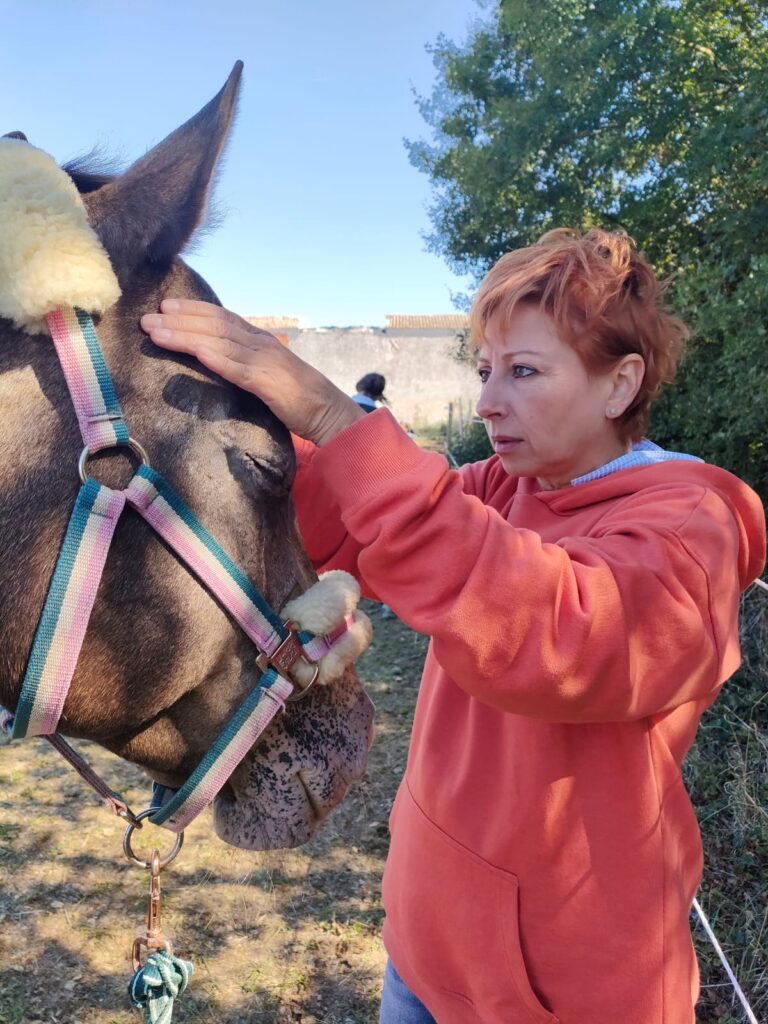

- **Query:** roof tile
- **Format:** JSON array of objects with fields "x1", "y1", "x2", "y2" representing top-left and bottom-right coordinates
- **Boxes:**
[{"x1": 385, "y1": 314, "x2": 469, "y2": 329}]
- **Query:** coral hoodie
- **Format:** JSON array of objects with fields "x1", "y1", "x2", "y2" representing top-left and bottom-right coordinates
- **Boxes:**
[{"x1": 292, "y1": 410, "x2": 765, "y2": 1024}]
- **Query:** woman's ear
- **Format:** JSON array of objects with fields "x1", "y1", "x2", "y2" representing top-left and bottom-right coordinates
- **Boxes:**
[{"x1": 606, "y1": 354, "x2": 645, "y2": 417}]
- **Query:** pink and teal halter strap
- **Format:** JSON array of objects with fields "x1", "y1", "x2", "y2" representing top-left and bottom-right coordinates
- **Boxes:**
[
  {"x1": 49, "y1": 307, "x2": 130, "y2": 451},
  {"x1": 124, "y1": 466, "x2": 351, "y2": 664},
  {"x1": 11, "y1": 480, "x2": 125, "y2": 737},
  {"x1": 7, "y1": 306, "x2": 349, "y2": 832}
]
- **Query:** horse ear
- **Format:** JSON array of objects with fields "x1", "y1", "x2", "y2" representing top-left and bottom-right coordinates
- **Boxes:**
[{"x1": 86, "y1": 61, "x2": 243, "y2": 279}]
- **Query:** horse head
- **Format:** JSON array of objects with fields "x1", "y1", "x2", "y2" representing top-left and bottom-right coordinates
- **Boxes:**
[{"x1": 0, "y1": 63, "x2": 375, "y2": 850}]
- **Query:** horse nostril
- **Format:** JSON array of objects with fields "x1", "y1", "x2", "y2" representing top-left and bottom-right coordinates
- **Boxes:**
[{"x1": 3, "y1": 131, "x2": 28, "y2": 142}]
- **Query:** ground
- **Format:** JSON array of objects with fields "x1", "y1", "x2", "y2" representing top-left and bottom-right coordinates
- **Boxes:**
[
  {"x1": 0, "y1": 602, "x2": 760, "y2": 1023},
  {"x1": 0, "y1": 604, "x2": 426, "y2": 1024}
]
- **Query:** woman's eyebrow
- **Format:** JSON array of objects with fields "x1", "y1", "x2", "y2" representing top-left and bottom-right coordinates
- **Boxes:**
[
  {"x1": 501, "y1": 349, "x2": 542, "y2": 359},
  {"x1": 477, "y1": 348, "x2": 541, "y2": 357},
  {"x1": 475, "y1": 348, "x2": 543, "y2": 365}
]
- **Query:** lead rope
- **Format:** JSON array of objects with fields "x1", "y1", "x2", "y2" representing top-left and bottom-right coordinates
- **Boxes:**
[
  {"x1": 691, "y1": 575, "x2": 766, "y2": 1024},
  {"x1": 128, "y1": 951, "x2": 193, "y2": 1024},
  {"x1": 124, "y1": 843, "x2": 193, "y2": 1024}
]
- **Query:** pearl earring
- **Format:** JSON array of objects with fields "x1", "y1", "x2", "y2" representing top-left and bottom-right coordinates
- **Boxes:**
[{"x1": 607, "y1": 407, "x2": 617, "y2": 417}]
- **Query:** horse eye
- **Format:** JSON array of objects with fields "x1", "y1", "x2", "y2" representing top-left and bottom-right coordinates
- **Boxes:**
[
  {"x1": 226, "y1": 448, "x2": 291, "y2": 498},
  {"x1": 246, "y1": 453, "x2": 290, "y2": 494}
]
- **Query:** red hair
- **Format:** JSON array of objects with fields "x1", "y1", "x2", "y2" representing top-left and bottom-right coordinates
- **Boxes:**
[{"x1": 469, "y1": 228, "x2": 688, "y2": 441}]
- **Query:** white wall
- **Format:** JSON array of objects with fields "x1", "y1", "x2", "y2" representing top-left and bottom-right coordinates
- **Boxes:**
[{"x1": 289, "y1": 328, "x2": 480, "y2": 427}]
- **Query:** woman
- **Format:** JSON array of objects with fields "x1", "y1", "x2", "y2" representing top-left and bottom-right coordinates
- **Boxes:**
[
  {"x1": 352, "y1": 371, "x2": 387, "y2": 414},
  {"x1": 141, "y1": 229, "x2": 765, "y2": 1024}
]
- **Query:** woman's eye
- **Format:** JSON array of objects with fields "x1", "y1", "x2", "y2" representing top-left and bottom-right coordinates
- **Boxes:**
[{"x1": 478, "y1": 364, "x2": 535, "y2": 382}]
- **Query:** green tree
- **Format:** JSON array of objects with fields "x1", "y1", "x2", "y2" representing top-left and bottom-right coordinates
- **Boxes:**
[{"x1": 409, "y1": 0, "x2": 768, "y2": 497}]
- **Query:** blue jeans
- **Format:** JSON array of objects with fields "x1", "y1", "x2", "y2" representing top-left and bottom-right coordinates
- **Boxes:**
[{"x1": 379, "y1": 959, "x2": 436, "y2": 1023}]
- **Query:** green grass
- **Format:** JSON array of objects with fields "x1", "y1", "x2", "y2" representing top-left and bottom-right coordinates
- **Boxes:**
[
  {"x1": 686, "y1": 587, "x2": 768, "y2": 1022},
  {"x1": 0, "y1": 984, "x2": 24, "y2": 1024}
]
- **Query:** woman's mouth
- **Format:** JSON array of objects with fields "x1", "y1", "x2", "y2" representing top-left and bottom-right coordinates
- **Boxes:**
[{"x1": 491, "y1": 436, "x2": 522, "y2": 454}]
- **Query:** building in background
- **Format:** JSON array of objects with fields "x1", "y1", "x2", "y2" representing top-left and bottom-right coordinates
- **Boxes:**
[{"x1": 245, "y1": 314, "x2": 477, "y2": 427}]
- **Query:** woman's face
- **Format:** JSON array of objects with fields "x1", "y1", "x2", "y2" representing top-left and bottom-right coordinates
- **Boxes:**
[{"x1": 476, "y1": 305, "x2": 642, "y2": 489}]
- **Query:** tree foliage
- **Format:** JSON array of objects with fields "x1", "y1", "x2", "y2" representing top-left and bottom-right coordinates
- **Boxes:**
[{"x1": 409, "y1": 0, "x2": 768, "y2": 498}]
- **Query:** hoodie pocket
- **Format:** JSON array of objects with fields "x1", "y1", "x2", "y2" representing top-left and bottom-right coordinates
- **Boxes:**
[{"x1": 383, "y1": 782, "x2": 558, "y2": 1023}]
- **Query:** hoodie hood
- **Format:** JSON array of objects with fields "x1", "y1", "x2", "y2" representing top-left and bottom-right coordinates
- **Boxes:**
[{"x1": 531, "y1": 459, "x2": 766, "y2": 591}]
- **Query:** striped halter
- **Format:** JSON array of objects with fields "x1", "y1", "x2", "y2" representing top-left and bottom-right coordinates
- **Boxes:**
[{"x1": 2, "y1": 306, "x2": 359, "y2": 833}]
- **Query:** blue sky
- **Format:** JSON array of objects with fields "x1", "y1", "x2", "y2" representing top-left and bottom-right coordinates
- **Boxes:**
[{"x1": 3, "y1": 1, "x2": 482, "y2": 326}]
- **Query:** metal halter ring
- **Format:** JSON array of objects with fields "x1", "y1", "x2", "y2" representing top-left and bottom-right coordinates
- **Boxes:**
[
  {"x1": 286, "y1": 661, "x2": 321, "y2": 702},
  {"x1": 78, "y1": 437, "x2": 150, "y2": 485},
  {"x1": 123, "y1": 808, "x2": 184, "y2": 869}
]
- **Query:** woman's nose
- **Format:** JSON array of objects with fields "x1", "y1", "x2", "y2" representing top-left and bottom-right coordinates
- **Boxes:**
[{"x1": 476, "y1": 380, "x2": 503, "y2": 420}]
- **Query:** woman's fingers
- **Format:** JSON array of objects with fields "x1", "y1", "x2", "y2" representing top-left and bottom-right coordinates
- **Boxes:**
[
  {"x1": 141, "y1": 304, "x2": 297, "y2": 405},
  {"x1": 143, "y1": 298, "x2": 276, "y2": 345},
  {"x1": 141, "y1": 310, "x2": 278, "y2": 363},
  {"x1": 194, "y1": 344, "x2": 260, "y2": 392},
  {"x1": 160, "y1": 298, "x2": 251, "y2": 332},
  {"x1": 145, "y1": 324, "x2": 268, "y2": 396},
  {"x1": 140, "y1": 300, "x2": 366, "y2": 444},
  {"x1": 160, "y1": 298, "x2": 222, "y2": 317},
  {"x1": 143, "y1": 319, "x2": 250, "y2": 362},
  {"x1": 143, "y1": 299, "x2": 239, "y2": 344}
]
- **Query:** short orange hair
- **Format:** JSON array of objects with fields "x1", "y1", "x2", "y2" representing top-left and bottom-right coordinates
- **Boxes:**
[{"x1": 469, "y1": 228, "x2": 688, "y2": 441}]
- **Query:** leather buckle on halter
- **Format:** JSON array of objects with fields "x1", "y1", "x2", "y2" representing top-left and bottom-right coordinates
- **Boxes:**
[{"x1": 256, "y1": 622, "x2": 320, "y2": 703}]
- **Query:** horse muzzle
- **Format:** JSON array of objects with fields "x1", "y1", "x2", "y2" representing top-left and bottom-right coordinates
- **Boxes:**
[{"x1": 212, "y1": 666, "x2": 375, "y2": 850}]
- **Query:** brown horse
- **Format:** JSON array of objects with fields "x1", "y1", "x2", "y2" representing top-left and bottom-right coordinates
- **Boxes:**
[{"x1": 0, "y1": 63, "x2": 374, "y2": 850}]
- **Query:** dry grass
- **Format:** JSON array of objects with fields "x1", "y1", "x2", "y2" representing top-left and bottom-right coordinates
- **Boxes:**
[{"x1": 0, "y1": 593, "x2": 765, "y2": 1024}]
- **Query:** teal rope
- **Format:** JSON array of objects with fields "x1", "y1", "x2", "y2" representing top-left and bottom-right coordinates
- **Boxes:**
[{"x1": 129, "y1": 950, "x2": 193, "y2": 1024}]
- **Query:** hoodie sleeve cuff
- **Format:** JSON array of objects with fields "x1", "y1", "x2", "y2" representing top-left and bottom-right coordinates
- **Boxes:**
[{"x1": 311, "y1": 408, "x2": 442, "y2": 509}]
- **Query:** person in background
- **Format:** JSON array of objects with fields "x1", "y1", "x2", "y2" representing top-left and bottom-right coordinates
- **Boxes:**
[
  {"x1": 141, "y1": 229, "x2": 765, "y2": 1024},
  {"x1": 352, "y1": 372, "x2": 387, "y2": 414},
  {"x1": 352, "y1": 372, "x2": 395, "y2": 617}
]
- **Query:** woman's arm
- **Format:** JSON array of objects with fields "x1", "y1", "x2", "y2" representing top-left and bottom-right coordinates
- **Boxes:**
[
  {"x1": 291, "y1": 433, "x2": 382, "y2": 597},
  {"x1": 310, "y1": 412, "x2": 758, "y2": 724},
  {"x1": 141, "y1": 301, "x2": 762, "y2": 723}
]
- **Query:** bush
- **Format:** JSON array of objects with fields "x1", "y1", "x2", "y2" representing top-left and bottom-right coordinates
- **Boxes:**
[{"x1": 446, "y1": 419, "x2": 492, "y2": 466}]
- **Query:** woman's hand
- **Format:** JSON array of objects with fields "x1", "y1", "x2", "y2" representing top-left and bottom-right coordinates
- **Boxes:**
[{"x1": 140, "y1": 299, "x2": 365, "y2": 446}]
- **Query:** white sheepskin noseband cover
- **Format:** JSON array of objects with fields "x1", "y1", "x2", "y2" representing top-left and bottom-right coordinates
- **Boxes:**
[
  {"x1": 282, "y1": 570, "x2": 373, "y2": 686},
  {"x1": 0, "y1": 138, "x2": 120, "y2": 334}
]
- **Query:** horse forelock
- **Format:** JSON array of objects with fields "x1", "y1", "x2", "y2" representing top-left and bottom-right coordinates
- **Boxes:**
[{"x1": 63, "y1": 154, "x2": 119, "y2": 194}]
